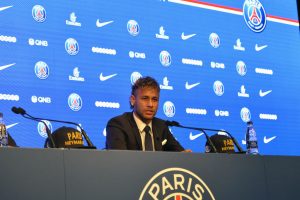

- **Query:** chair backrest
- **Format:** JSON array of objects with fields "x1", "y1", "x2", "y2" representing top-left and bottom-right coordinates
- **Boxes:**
[
  {"x1": 205, "y1": 133, "x2": 235, "y2": 153},
  {"x1": 44, "y1": 126, "x2": 84, "y2": 148}
]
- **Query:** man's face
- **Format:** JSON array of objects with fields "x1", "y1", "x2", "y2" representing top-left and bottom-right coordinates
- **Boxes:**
[{"x1": 130, "y1": 87, "x2": 159, "y2": 124}]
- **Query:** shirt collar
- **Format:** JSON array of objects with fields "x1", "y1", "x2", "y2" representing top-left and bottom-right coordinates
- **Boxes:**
[{"x1": 133, "y1": 112, "x2": 152, "y2": 132}]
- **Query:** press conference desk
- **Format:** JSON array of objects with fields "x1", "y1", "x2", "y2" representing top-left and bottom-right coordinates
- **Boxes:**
[{"x1": 0, "y1": 148, "x2": 299, "y2": 200}]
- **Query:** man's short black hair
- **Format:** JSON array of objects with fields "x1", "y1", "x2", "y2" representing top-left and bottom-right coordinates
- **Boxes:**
[{"x1": 130, "y1": 76, "x2": 160, "y2": 109}]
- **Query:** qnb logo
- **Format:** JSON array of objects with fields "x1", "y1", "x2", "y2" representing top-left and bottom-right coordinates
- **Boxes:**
[
  {"x1": 131, "y1": 72, "x2": 142, "y2": 85},
  {"x1": 34, "y1": 61, "x2": 49, "y2": 79},
  {"x1": 68, "y1": 93, "x2": 83, "y2": 111},
  {"x1": 65, "y1": 38, "x2": 79, "y2": 55},
  {"x1": 32, "y1": 5, "x2": 46, "y2": 22},
  {"x1": 240, "y1": 107, "x2": 251, "y2": 122},
  {"x1": 236, "y1": 61, "x2": 247, "y2": 76},
  {"x1": 186, "y1": 108, "x2": 207, "y2": 115},
  {"x1": 91, "y1": 47, "x2": 116, "y2": 55},
  {"x1": 182, "y1": 58, "x2": 203, "y2": 66},
  {"x1": 37, "y1": 120, "x2": 52, "y2": 138},
  {"x1": 159, "y1": 50, "x2": 171, "y2": 67},
  {"x1": 0, "y1": 35, "x2": 17, "y2": 43},
  {"x1": 95, "y1": 101, "x2": 120, "y2": 109},
  {"x1": 139, "y1": 168, "x2": 215, "y2": 200},
  {"x1": 129, "y1": 51, "x2": 146, "y2": 59},
  {"x1": 31, "y1": 96, "x2": 51, "y2": 104},
  {"x1": 0, "y1": 93, "x2": 19, "y2": 101},
  {"x1": 211, "y1": 61, "x2": 225, "y2": 69},
  {"x1": 215, "y1": 110, "x2": 229, "y2": 117},
  {"x1": 209, "y1": 33, "x2": 220, "y2": 48},
  {"x1": 28, "y1": 38, "x2": 48, "y2": 46},
  {"x1": 213, "y1": 81, "x2": 224, "y2": 96},
  {"x1": 163, "y1": 101, "x2": 175, "y2": 117},
  {"x1": 243, "y1": 0, "x2": 267, "y2": 33},
  {"x1": 255, "y1": 68, "x2": 273, "y2": 75},
  {"x1": 127, "y1": 20, "x2": 140, "y2": 36},
  {"x1": 259, "y1": 113, "x2": 278, "y2": 120}
]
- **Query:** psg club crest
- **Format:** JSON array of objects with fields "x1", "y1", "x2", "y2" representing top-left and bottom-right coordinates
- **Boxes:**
[
  {"x1": 209, "y1": 33, "x2": 220, "y2": 48},
  {"x1": 159, "y1": 50, "x2": 171, "y2": 67},
  {"x1": 65, "y1": 38, "x2": 79, "y2": 55},
  {"x1": 243, "y1": 0, "x2": 267, "y2": 33},
  {"x1": 34, "y1": 61, "x2": 49, "y2": 79},
  {"x1": 240, "y1": 107, "x2": 251, "y2": 122},
  {"x1": 37, "y1": 120, "x2": 52, "y2": 138},
  {"x1": 127, "y1": 20, "x2": 140, "y2": 36},
  {"x1": 236, "y1": 61, "x2": 247, "y2": 76},
  {"x1": 130, "y1": 72, "x2": 142, "y2": 85},
  {"x1": 68, "y1": 93, "x2": 83, "y2": 111},
  {"x1": 32, "y1": 5, "x2": 46, "y2": 22},
  {"x1": 213, "y1": 80, "x2": 224, "y2": 96},
  {"x1": 139, "y1": 168, "x2": 215, "y2": 200},
  {"x1": 163, "y1": 101, "x2": 175, "y2": 117}
]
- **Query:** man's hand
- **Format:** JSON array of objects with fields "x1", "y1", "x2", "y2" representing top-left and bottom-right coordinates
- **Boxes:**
[{"x1": 182, "y1": 149, "x2": 192, "y2": 152}]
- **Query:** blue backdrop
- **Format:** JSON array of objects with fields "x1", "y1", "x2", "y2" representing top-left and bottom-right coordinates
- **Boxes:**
[{"x1": 0, "y1": 0, "x2": 299, "y2": 155}]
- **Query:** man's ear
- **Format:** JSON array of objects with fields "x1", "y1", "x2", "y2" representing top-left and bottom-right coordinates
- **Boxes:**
[{"x1": 130, "y1": 95, "x2": 135, "y2": 107}]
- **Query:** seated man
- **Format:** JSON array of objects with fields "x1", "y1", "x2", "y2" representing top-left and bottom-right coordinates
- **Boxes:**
[{"x1": 106, "y1": 76, "x2": 190, "y2": 152}]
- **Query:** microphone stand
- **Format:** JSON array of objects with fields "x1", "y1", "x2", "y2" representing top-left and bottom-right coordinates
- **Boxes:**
[
  {"x1": 24, "y1": 113, "x2": 95, "y2": 149},
  {"x1": 12, "y1": 107, "x2": 95, "y2": 149},
  {"x1": 167, "y1": 122, "x2": 218, "y2": 153},
  {"x1": 18, "y1": 112, "x2": 56, "y2": 148},
  {"x1": 192, "y1": 127, "x2": 244, "y2": 153},
  {"x1": 166, "y1": 121, "x2": 245, "y2": 153}
]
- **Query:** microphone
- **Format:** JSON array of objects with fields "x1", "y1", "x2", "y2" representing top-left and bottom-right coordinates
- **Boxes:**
[
  {"x1": 12, "y1": 106, "x2": 56, "y2": 148},
  {"x1": 12, "y1": 107, "x2": 96, "y2": 149},
  {"x1": 166, "y1": 120, "x2": 217, "y2": 153},
  {"x1": 166, "y1": 120, "x2": 244, "y2": 153},
  {"x1": 11, "y1": 107, "x2": 26, "y2": 115}
]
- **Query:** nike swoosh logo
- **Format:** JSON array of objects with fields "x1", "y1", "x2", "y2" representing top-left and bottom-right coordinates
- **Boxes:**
[
  {"x1": 6, "y1": 123, "x2": 18, "y2": 129},
  {"x1": 259, "y1": 89, "x2": 272, "y2": 97},
  {"x1": 185, "y1": 82, "x2": 200, "y2": 90},
  {"x1": 264, "y1": 136, "x2": 276, "y2": 144},
  {"x1": 189, "y1": 132, "x2": 204, "y2": 141},
  {"x1": 181, "y1": 32, "x2": 196, "y2": 40},
  {"x1": 99, "y1": 73, "x2": 117, "y2": 81},
  {"x1": 96, "y1": 19, "x2": 113, "y2": 28},
  {"x1": 255, "y1": 44, "x2": 268, "y2": 51},
  {"x1": 0, "y1": 6, "x2": 13, "y2": 12},
  {"x1": 0, "y1": 63, "x2": 16, "y2": 71}
]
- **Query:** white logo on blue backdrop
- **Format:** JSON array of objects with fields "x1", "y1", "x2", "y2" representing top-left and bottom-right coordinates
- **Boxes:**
[
  {"x1": 241, "y1": 107, "x2": 251, "y2": 122},
  {"x1": 34, "y1": 61, "x2": 49, "y2": 79},
  {"x1": 163, "y1": 101, "x2": 175, "y2": 117},
  {"x1": 37, "y1": 120, "x2": 52, "y2": 138},
  {"x1": 68, "y1": 93, "x2": 83, "y2": 111},
  {"x1": 32, "y1": 5, "x2": 46, "y2": 22},
  {"x1": 243, "y1": 0, "x2": 267, "y2": 32}
]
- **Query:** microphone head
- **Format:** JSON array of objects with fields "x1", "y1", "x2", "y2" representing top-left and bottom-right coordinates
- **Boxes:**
[
  {"x1": 11, "y1": 107, "x2": 26, "y2": 115},
  {"x1": 11, "y1": 107, "x2": 19, "y2": 114}
]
